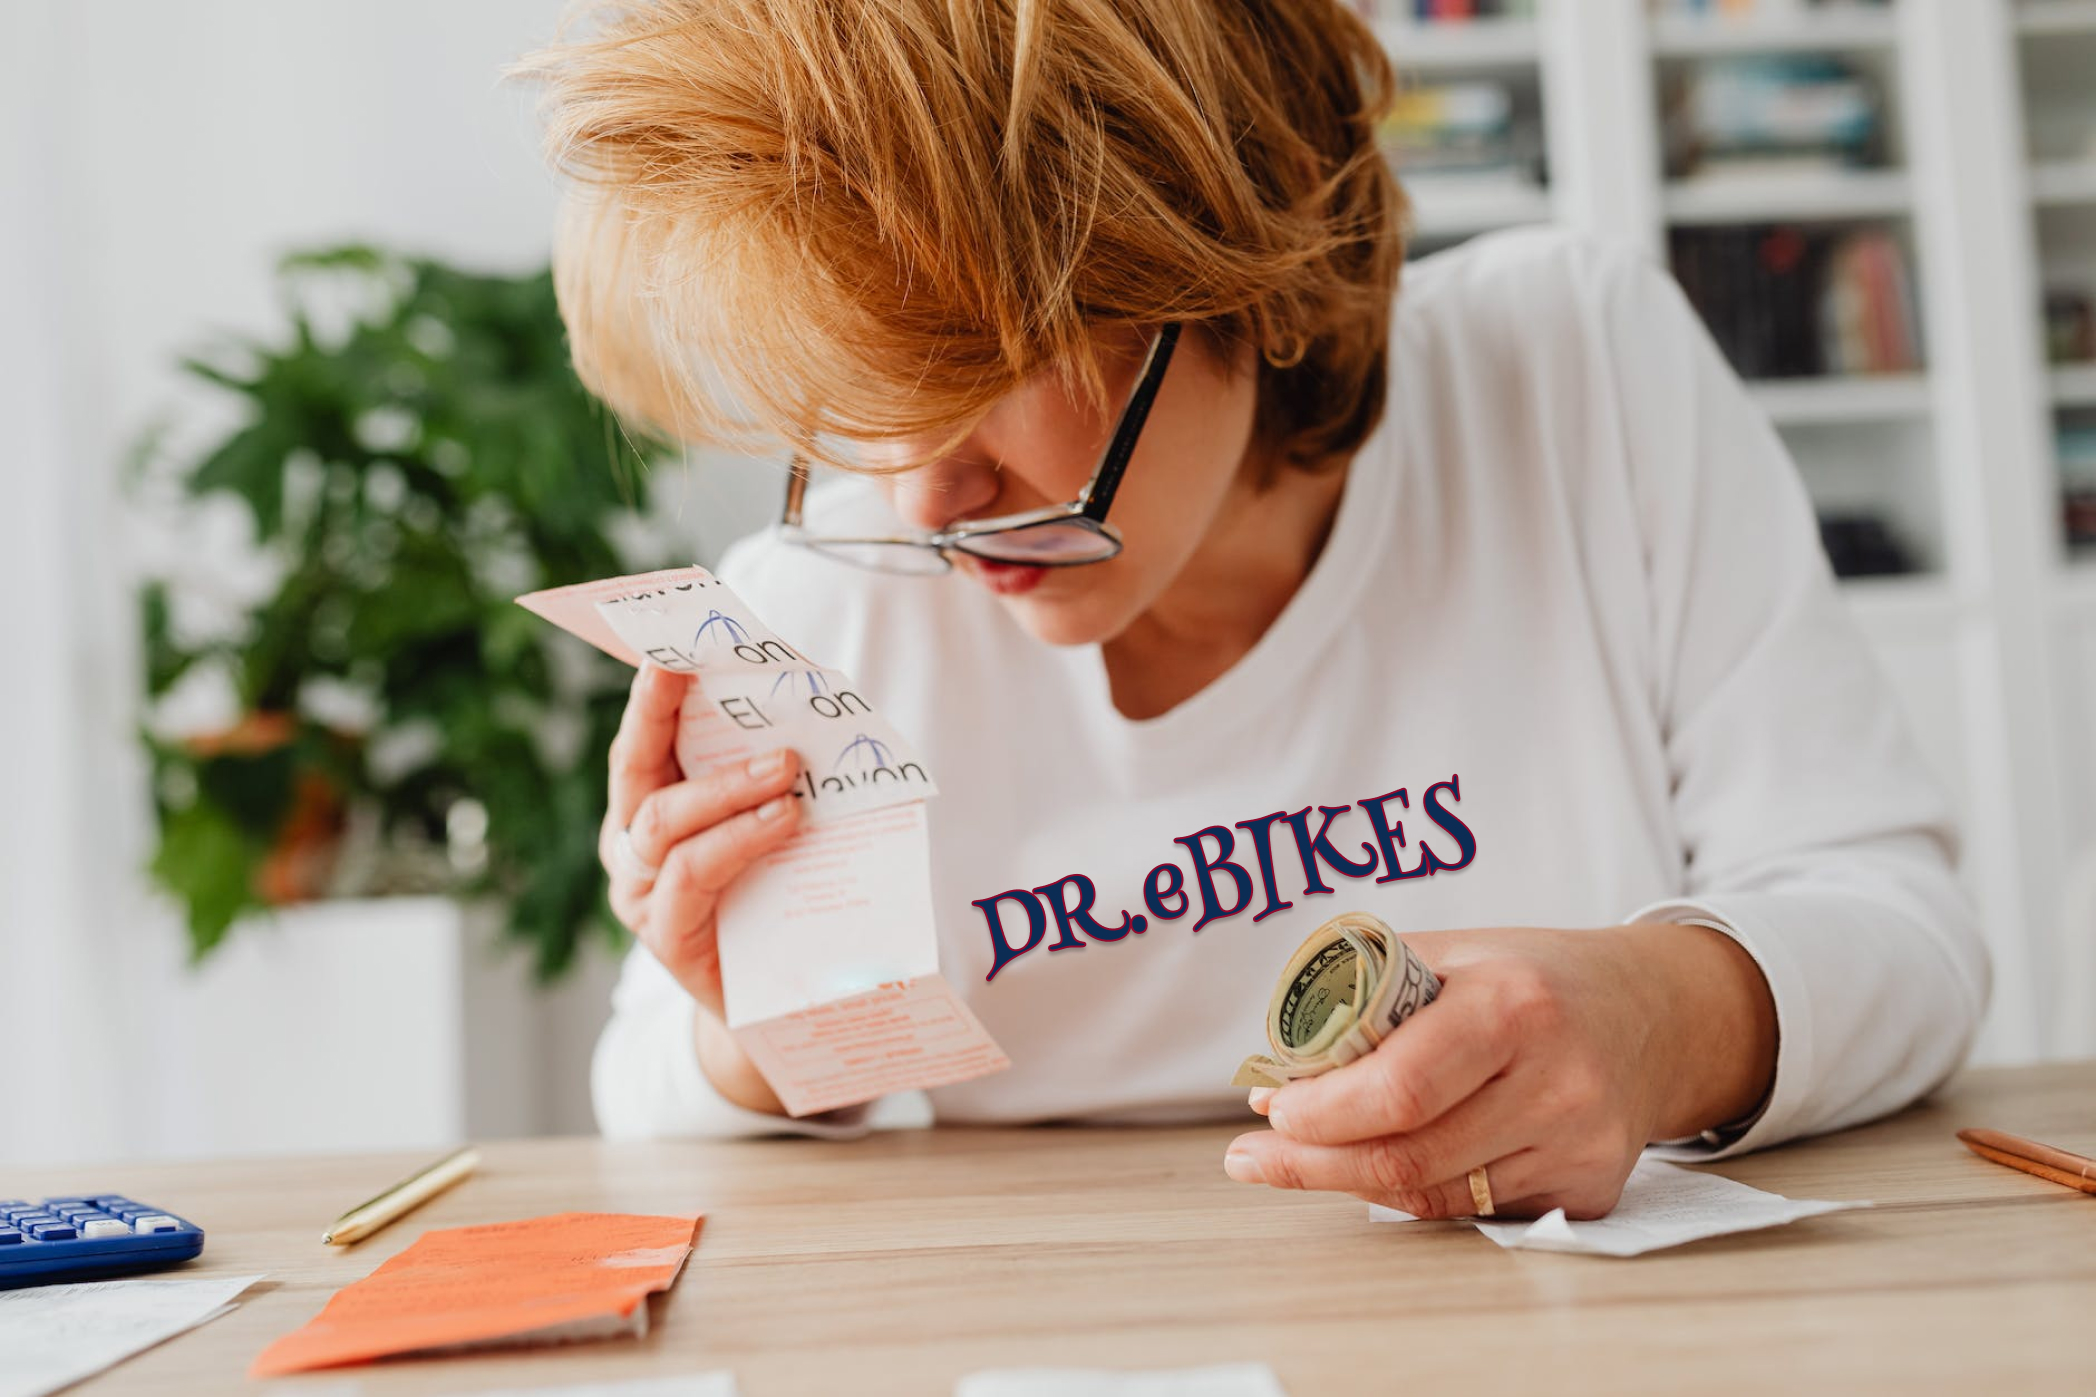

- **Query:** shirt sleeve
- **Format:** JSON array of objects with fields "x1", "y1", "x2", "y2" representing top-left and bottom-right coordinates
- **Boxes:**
[
  {"x1": 591, "y1": 940, "x2": 877, "y2": 1141},
  {"x1": 1579, "y1": 239, "x2": 1992, "y2": 1160}
]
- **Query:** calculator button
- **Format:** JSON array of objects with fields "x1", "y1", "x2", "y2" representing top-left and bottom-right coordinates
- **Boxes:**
[
  {"x1": 80, "y1": 1219, "x2": 131, "y2": 1239},
  {"x1": 28, "y1": 1223, "x2": 78, "y2": 1241},
  {"x1": 133, "y1": 1215, "x2": 181, "y2": 1234},
  {"x1": 0, "y1": 1229, "x2": 20, "y2": 1245}
]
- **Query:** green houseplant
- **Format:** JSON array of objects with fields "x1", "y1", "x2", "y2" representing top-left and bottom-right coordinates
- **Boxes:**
[{"x1": 138, "y1": 245, "x2": 666, "y2": 979}]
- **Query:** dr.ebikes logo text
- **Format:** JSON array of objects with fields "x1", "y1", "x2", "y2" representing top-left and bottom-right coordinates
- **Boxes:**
[{"x1": 970, "y1": 774, "x2": 1477, "y2": 982}]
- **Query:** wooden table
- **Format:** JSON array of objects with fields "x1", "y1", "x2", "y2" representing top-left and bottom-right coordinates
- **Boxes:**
[{"x1": 18, "y1": 1063, "x2": 2096, "y2": 1394}]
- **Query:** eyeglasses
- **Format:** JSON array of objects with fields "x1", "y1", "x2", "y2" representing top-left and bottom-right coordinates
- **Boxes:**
[{"x1": 778, "y1": 322, "x2": 1181, "y2": 575}]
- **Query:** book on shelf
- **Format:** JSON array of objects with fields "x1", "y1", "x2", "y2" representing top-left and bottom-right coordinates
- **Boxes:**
[
  {"x1": 1819, "y1": 512, "x2": 1918, "y2": 579},
  {"x1": 1663, "y1": 55, "x2": 1884, "y2": 178},
  {"x1": 2046, "y1": 290, "x2": 2096, "y2": 366},
  {"x1": 2063, "y1": 421, "x2": 2096, "y2": 550},
  {"x1": 1820, "y1": 230, "x2": 1920, "y2": 375},
  {"x1": 1382, "y1": 81, "x2": 1513, "y2": 167},
  {"x1": 1647, "y1": 0, "x2": 1889, "y2": 17},
  {"x1": 1670, "y1": 224, "x2": 1921, "y2": 379},
  {"x1": 1380, "y1": 79, "x2": 1547, "y2": 198},
  {"x1": 1353, "y1": 1, "x2": 1537, "y2": 22}
]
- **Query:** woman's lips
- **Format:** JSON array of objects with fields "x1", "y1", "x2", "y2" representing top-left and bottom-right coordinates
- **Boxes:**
[{"x1": 966, "y1": 557, "x2": 1049, "y2": 595}]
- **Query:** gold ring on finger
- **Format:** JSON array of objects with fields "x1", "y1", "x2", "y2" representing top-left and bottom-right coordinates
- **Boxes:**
[{"x1": 1468, "y1": 1165, "x2": 1496, "y2": 1218}]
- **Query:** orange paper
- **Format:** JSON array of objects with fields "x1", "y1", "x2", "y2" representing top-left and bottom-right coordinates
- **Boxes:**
[{"x1": 250, "y1": 1212, "x2": 702, "y2": 1377}]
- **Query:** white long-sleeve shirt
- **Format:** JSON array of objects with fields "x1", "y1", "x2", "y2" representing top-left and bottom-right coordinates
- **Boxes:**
[{"x1": 592, "y1": 228, "x2": 1990, "y2": 1157}]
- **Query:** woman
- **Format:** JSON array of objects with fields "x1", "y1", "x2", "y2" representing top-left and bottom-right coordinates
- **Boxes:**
[{"x1": 528, "y1": 0, "x2": 1988, "y2": 1221}]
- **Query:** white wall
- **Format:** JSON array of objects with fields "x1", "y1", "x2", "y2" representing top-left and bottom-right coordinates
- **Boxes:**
[
  {"x1": 3, "y1": 0, "x2": 2087, "y2": 1169},
  {"x1": 0, "y1": 0, "x2": 774, "y2": 1169},
  {"x1": 1, "y1": 0, "x2": 124, "y2": 1168}
]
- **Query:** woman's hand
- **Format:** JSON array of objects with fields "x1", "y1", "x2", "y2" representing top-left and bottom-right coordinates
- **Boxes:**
[
  {"x1": 600, "y1": 663, "x2": 805, "y2": 1109},
  {"x1": 1224, "y1": 924, "x2": 1777, "y2": 1220}
]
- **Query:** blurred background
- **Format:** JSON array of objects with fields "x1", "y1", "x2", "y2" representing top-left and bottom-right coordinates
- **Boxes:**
[{"x1": 3, "y1": 0, "x2": 2091, "y2": 1170}]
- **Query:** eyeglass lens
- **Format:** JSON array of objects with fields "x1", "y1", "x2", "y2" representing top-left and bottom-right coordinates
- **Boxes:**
[{"x1": 953, "y1": 519, "x2": 1119, "y2": 565}]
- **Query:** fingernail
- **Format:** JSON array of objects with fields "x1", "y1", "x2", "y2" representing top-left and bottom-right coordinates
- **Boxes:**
[
  {"x1": 1246, "y1": 1088, "x2": 1276, "y2": 1115},
  {"x1": 1224, "y1": 1150, "x2": 1265, "y2": 1185},
  {"x1": 756, "y1": 796, "x2": 794, "y2": 821},
  {"x1": 747, "y1": 750, "x2": 790, "y2": 779}
]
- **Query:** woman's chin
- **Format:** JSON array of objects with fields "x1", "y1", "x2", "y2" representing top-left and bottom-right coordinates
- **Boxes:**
[
  {"x1": 1015, "y1": 608, "x2": 1115, "y2": 647},
  {"x1": 957, "y1": 556, "x2": 1135, "y2": 646},
  {"x1": 990, "y1": 585, "x2": 1126, "y2": 646}
]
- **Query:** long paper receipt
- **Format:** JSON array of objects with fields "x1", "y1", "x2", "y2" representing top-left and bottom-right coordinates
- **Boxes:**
[
  {"x1": 957, "y1": 1364, "x2": 1290, "y2": 1397},
  {"x1": 249, "y1": 1212, "x2": 701, "y2": 1376},
  {"x1": 0, "y1": 1273, "x2": 263, "y2": 1397},
  {"x1": 519, "y1": 566, "x2": 1009, "y2": 1115},
  {"x1": 1370, "y1": 1156, "x2": 1864, "y2": 1256},
  {"x1": 467, "y1": 1378, "x2": 740, "y2": 1397}
]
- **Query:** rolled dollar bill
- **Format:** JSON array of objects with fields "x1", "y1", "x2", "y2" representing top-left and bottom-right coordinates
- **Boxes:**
[{"x1": 1231, "y1": 912, "x2": 1440, "y2": 1089}]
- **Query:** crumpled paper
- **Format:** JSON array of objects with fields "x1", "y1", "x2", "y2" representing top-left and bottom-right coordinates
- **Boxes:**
[{"x1": 1370, "y1": 1155, "x2": 1865, "y2": 1257}]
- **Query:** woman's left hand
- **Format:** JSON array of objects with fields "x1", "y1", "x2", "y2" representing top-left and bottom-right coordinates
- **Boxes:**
[{"x1": 1223, "y1": 923, "x2": 1777, "y2": 1220}]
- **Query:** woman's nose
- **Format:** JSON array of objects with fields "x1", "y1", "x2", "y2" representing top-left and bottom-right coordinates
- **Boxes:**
[{"x1": 888, "y1": 458, "x2": 1005, "y2": 532}]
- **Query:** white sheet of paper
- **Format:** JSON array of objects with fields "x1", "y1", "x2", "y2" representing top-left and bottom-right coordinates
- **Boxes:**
[
  {"x1": 588, "y1": 572, "x2": 938, "y2": 826},
  {"x1": 955, "y1": 1364, "x2": 1289, "y2": 1397},
  {"x1": 593, "y1": 569, "x2": 809, "y2": 674},
  {"x1": 463, "y1": 1376, "x2": 739, "y2": 1397},
  {"x1": 517, "y1": 565, "x2": 1007, "y2": 1116},
  {"x1": 676, "y1": 666, "x2": 937, "y2": 826},
  {"x1": 737, "y1": 973, "x2": 1011, "y2": 1116},
  {"x1": 1368, "y1": 1156, "x2": 1863, "y2": 1256},
  {"x1": 520, "y1": 566, "x2": 941, "y2": 825},
  {"x1": 717, "y1": 802, "x2": 941, "y2": 1026},
  {"x1": 0, "y1": 1272, "x2": 264, "y2": 1397}
]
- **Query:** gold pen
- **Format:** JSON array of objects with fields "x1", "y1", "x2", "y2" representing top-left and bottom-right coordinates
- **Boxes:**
[{"x1": 322, "y1": 1145, "x2": 481, "y2": 1246}]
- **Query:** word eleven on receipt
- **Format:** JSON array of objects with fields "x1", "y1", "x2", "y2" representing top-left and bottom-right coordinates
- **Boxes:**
[{"x1": 517, "y1": 566, "x2": 1009, "y2": 1115}]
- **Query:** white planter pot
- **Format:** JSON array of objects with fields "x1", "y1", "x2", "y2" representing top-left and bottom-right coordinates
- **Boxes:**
[{"x1": 142, "y1": 896, "x2": 583, "y2": 1158}]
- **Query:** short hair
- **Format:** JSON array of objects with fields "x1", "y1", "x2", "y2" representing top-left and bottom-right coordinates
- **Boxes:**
[{"x1": 523, "y1": 0, "x2": 1406, "y2": 482}]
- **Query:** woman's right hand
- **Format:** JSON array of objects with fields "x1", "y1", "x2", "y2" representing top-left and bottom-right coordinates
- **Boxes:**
[{"x1": 600, "y1": 663, "x2": 804, "y2": 1025}]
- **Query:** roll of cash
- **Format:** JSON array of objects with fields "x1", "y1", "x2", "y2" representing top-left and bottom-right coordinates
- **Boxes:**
[{"x1": 1231, "y1": 912, "x2": 1440, "y2": 1089}]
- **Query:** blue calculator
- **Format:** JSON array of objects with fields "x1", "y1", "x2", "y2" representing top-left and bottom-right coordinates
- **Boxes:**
[{"x1": 0, "y1": 1196, "x2": 204, "y2": 1288}]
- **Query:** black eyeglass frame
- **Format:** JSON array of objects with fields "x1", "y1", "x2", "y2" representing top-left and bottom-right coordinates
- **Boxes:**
[{"x1": 777, "y1": 321, "x2": 1183, "y2": 573}]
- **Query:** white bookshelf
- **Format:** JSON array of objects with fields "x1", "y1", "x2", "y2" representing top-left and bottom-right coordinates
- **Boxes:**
[
  {"x1": 1372, "y1": 17, "x2": 1542, "y2": 69},
  {"x1": 1660, "y1": 167, "x2": 1912, "y2": 224},
  {"x1": 1377, "y1": 0, "x2": 2089, "y2": 1062},
  {"x1": 2032, "y1": 159, "x2": 2096, "y2": 206},
  {"x1": 2061, "y1": 557, "x2": 2096, "y2": 612},
  {"x1": 1749, "y1": 372, "x2": 1932, "y2": 424},
  {"x1": 1841, "y1": 571, "x2": 1967, "y2": 631},
  {"x1": 2016, "y1": 0, "x2": 2096, "y2": 36},
  {"x1": 1376, "y1": 11, "x2": 1556, "y2": 249},
  {"x1": 1649, "y1": 7, "x2": 1900, "y2": 55},
  {"x1": 1404, "y1": 177, "x2": 1553, "y2": 239},
  {"x1": 2055, "y1": 363, "x2": 2096, "y2": 407}
]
